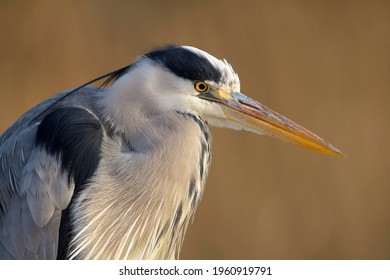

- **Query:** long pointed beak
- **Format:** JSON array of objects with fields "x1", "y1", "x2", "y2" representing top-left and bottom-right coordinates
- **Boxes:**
[{"x1": 200, "y1": 89, "x2": 345, "y2": 156}]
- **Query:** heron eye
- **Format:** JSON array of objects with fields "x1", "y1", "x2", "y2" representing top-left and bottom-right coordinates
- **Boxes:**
[{"x1": 194, "y1": 81, "x2": 208, "y2": 93}]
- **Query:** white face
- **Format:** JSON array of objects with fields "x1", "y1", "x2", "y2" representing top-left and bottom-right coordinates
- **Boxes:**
[{"x1": 105, "y1": 51, "x2": 242, "y2": 129}]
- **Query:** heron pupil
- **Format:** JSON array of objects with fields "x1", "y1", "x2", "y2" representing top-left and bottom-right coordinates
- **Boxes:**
[{"x1": 195, "y1": 82, "x2": 208, "y2": 92}]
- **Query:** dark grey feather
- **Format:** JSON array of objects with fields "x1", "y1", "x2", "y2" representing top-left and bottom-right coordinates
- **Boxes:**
[{"x1": 0, "y1": 86, "x2": 106, "y2": 259}]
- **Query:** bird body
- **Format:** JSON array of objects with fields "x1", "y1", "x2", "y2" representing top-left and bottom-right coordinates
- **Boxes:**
[
  {"x1": 0, "y1": 45, "x2": 343, "y2": 259},
  {"x1": 0, "y1": 84, "x2": 210, "y2": 259}
]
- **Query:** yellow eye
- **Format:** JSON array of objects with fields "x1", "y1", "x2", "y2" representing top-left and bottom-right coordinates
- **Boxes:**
[{"x1": 194, "y1": 81, "x2": 208, "y2": 93}]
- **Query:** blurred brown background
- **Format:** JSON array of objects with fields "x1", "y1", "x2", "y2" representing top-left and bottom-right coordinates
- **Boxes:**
[{"x1": 1, "y1": 0, "x2": 389, "y2": 259}]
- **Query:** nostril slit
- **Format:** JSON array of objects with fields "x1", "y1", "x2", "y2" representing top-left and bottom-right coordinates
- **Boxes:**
[{"x1": 238, "y1": 100, "x2": 259, "y2": 111}]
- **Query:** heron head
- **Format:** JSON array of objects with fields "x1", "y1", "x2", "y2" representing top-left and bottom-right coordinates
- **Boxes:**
[{"x1": 107, "y1": 45, "x2": 344, "y2": 156}]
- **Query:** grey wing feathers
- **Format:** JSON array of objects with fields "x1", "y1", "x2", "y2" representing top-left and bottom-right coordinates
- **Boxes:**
[
  {"x1": 0, "y1": 126, "x2": 72, "y2": 259},
  {"x1": 0, "y1": 86, "x2": 103, "y2": 259}
]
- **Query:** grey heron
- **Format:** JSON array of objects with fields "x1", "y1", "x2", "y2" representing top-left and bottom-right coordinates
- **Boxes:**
[{"x1": 0, "y1": 45, "x2": 343, "y2": 259}]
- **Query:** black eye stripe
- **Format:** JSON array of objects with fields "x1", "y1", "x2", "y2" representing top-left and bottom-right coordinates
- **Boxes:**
[{"x1": 145, "y1": 46, "x2": 222, "y2": 83}]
